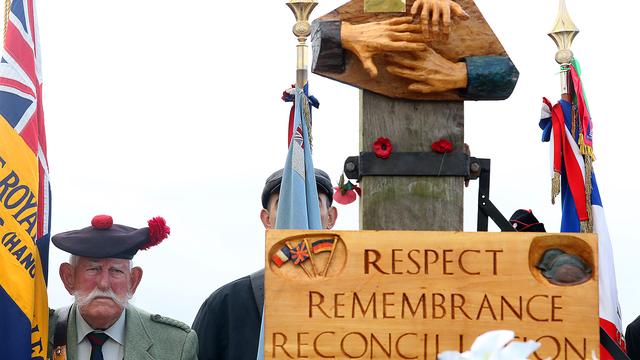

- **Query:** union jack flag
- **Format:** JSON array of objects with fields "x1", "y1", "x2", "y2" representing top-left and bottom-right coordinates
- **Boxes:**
[
  {"x1": 290, "y1": 241, "x2": 310, "y2": 265},
  {"x1": 0, "y1": 0, "x2": 49, "y2": 243},
  {"x1": 0, "y1": 0, "x2": 50, "y2": 359},
  {"x1": 293, "y1": 125, "x2": 304, "y2": 149}
]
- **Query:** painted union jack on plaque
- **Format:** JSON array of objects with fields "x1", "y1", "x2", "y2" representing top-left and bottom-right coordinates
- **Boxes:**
[
  {"x1": 290, "y1": 241, "x2": 309, "y2": 265},
  {"x1": 0, "y1": 0, "x2": 51, "y2": 358}
]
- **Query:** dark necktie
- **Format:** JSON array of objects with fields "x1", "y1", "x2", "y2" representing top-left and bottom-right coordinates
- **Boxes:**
[{"x1": 86, "y1": 332, "x2": 110, "y2": 360}]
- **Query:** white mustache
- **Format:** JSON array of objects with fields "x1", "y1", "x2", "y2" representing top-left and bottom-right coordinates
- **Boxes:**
[{"x1": 74, "y1": 288, "x2": 130, "y2": 308}]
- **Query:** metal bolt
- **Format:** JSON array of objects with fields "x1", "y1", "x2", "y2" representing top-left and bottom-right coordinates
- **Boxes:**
[
  {"x1": 470, "y1": 162, "x2": 481, "y2": 173},
  {"x1": 345, "y1": 162, "x2": 356, "y2": 172}
]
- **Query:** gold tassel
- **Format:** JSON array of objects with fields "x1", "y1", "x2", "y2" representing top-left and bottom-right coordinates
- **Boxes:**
[
  {"x1": 571, "y1": 105, "x2": 578, "y2": 138},
  {"x1": 588, "y1": 146, "x2": 596, "y2": 161},
  {"x1": 302, "y1": 93, "x2": 313, "y2": 149},
  {"x1": 3, "y1": 0, "x2": 10, "y2": 42},
  {"x1": 583, "y1": 156, "x2": 594, "y2": 233},
  {"x1": 552, "y1": 172, "x2": 561, "y2": 205},
  {"x1": 578, "y1": 133, "x2": 587, "y2": 156},
  {"x1": 580, "y1": 220, "x2": 588, "y2": 233}
]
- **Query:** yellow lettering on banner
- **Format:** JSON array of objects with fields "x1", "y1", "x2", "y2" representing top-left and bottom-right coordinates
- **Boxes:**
[
  {"x1": 0, "y1": 115, "x2": 48, "y2": 359},
  {"x1": 0, "y1": 116, "x2": 39, "y2": 240}
]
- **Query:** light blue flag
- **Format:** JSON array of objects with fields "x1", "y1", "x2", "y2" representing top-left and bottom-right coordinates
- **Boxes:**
[
  {"x1": 256, "y1": 88, "x2": 322, "y2": 359},
  {"x1": 274, "y1": 88, "x2": 322, "y2": 230}
]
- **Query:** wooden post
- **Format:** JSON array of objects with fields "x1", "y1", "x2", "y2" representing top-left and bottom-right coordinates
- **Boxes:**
[
  {"x1": 310, "y1": 0, "x2": 518, "y2": 231},
  {"x1": 360, "y1": 90, "x2": 464, "y2": 231}
]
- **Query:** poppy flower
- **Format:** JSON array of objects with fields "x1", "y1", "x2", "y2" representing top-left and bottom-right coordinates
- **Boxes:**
[
  {"x1": 431, "y1": 139, "x2": 453, "y2": 153},
  {"x1": 373, "y1": 137, "x2": 393, "y2": 159},
  {"x1": 332, "y1": 174, "x2": 360, "y2": 205},
  {"x1": 333, "y1": 187, "x2": 357, "y2": 205}
]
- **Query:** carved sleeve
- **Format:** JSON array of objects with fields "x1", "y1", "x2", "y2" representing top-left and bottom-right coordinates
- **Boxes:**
[
  {"x1": 462, "y1": 56, "x2": 519, "y2": 100},
  {"x1": 311, "y1": 19, "x2": 346, "y2": 74}
]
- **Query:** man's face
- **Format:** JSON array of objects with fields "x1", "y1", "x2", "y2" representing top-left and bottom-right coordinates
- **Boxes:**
[
  {"x1": 261, "y1": 192, "x2": 337, "y2": 230},
  {"x1": 60, "y1": 257, "x2": 143, "y2": 329}
]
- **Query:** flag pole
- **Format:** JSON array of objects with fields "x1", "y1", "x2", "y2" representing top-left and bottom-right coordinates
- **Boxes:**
[
  {"x1": 548, "y1": 0, "x2": 578, "y2": 99},
  {"x1": 286, "y1": 0, "x2": 318, "y2": 89},
  {"x1": 304, "y1": 238, "x2": 319, "y2": 277},
  {"x1": 548, "y1": 0, "x2": 592, "y2": 229}
]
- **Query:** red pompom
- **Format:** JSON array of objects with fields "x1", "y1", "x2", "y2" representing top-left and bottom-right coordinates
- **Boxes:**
[
  {"x1": 91, "y1": 215, "x2": 113, "y2": 229},
  {"x1": 140, "y1": 217, "x2": 170, "y2": 250}
]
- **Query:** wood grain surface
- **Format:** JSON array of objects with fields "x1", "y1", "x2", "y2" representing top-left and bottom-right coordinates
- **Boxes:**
[
  {"x1": 359, "y1": 91, "x2": 464, "y2": 231},
  {"x1": 265, "y1": 230, "x2": 599, "y2": 359}
]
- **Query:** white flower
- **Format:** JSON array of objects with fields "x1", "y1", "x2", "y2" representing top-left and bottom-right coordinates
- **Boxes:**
[{"x1": 437, "y1": 330, "x2": 541, "y2": 360}]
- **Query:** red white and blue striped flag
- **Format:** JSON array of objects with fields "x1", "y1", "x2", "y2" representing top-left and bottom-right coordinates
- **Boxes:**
[
  {"x1": 0, "y1": 0, "x2": 50, "y2": 358},
  {"x1": 540, "y1": 62, "x2": 625, "y2": 359}
]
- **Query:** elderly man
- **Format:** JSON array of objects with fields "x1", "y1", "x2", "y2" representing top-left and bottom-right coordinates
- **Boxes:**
[
  {"x1": 192, "y1": 168, "x2": 337, "y2": 360},
  {"x1": 48, "y1": 215, "x2": 198, "y2": 360}
]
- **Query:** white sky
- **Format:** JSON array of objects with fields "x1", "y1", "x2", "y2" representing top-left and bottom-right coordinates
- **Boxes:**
[{"x1": 30, "y1": 0, "x2": 640, "y2": 330}]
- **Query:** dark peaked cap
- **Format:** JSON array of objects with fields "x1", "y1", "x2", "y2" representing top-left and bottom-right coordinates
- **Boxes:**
[
  {"x1": 261, "y1": 168, "x2": 333, "y2": 209},
  {"x1": 52, "y1": 215, "x2": 170, "y2": 260},
  {"x1": 509, "y1": 209, "x2": 546, "y2": 232}
]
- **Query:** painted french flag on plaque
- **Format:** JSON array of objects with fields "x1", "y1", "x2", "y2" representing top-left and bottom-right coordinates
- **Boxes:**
[{"x1": 271, "y1": 245, "x2": 291, "y2": 267}]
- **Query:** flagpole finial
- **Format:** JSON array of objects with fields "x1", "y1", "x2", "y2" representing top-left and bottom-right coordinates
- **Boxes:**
[
  {"x1": 287, "y1": 0, "x2": 318, "y2": 41},
  {"x1": 548, "y1": 0, "x2": 578, "y2": 94},
  {"x1": 548, "y1": 0, "x2": 579, "y2": 65},
  {"x1": 287, "y1": 0, "x2": 318, "y2": 88}
]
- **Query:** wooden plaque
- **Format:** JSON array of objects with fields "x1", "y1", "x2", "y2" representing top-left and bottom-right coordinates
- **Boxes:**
[{"x1": 265, "y1": 230, "x2": 599, "y2": 359}]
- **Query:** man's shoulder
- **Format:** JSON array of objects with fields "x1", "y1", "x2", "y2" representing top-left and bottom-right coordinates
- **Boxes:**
[
  {"x1": 628, "y1": 315, "x2": 640, "y2": 333},
  {"x1": 49, "y1": 306, "x2": 71, "y2": 318},
  {"x1": 201, "y1": 272, "x2": 258, "y2": 308},
  {"x1": 128, "y1": 305, "x2": 194, "y2": 335},
  {"x1": 127, "y1": 305, "x2": 198, "y2": 359},
  {"x1": 192, "y1": 272, "x2": 262, "y2": 360},
  {"x1": 192, "y1": 270, "x2": 262, "y2": 328}
]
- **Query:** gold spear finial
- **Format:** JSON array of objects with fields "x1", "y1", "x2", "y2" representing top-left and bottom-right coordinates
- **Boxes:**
[
  {"x1": 548, "y1": 0, "x2": 578, "y2": 94},
  {"x1": 548, "y1": 0, "x2": 579, "y2": 65},
  {"x1": 287, "y1": 0, "x2": 318, "y2": 88}
]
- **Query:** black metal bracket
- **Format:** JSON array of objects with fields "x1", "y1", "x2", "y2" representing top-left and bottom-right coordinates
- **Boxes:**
[
  {"x1": 475, "y1": 158, "x2": 514, "y2": 232},
  {"x1": 343, "y1": 152, "x2": 482, "y2": 182},
  {"x1": 343, "y1": 153, "x2": 514, "y2": 232}
]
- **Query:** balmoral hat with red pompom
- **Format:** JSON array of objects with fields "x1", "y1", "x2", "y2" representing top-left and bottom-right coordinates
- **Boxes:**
[{"x1": 52, "y1": 215, "x2": 170, "y2": 259}]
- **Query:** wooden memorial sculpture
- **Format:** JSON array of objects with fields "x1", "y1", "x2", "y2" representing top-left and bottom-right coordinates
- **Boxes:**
[{"x1": 311, "y1": 0, "x2": 519, "y2": 100}]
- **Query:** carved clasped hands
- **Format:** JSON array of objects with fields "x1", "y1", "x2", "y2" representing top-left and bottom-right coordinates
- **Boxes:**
[
  {"x1": 384, "y1": 0, "x2": 471, "y2": 93},
  {"x1": 341, "y1": 0, "x2": 471, "y2": 93},
  {"x1": 386, "y1": 47, "x2": 468, "y2": 93},
  {"x1": 342, "y1": 17, "x2": 427, "y2": 78},
  {"x1": 410, "y1": 0, "x2": 469, "y2": 40}
]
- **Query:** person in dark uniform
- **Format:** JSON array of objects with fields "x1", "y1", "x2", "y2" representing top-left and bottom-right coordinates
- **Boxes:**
[
  {"x1": 191, "y1": 168, "x2": 338, "y2": 360},
  {"x1": 626, "y1": 318, "x2": 640, "y2": 359},
  {"x1": 48, "y1": 215, "x2": 198, "y2": 360}
]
